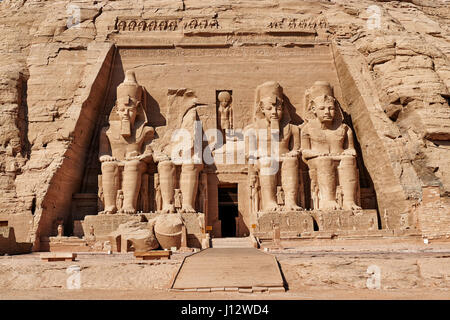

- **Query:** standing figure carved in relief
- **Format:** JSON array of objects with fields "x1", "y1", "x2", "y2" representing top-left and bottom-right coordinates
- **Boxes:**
[
  {"x1": 154, "y1": 173, "x2": 162, "y2": 211},
  {"x1": 57, "y1": 224, "x2": 64, "y2": 237},
  {"x1": 217, "y1": 91, "x2": 233, "y2": 141},
  {"x1": 174, "y1": 189, "x2": 183, "y2": 210},
  {"x1": 312, "y1": 183, "x2": 320, "y2": 210},
  {"x1": 245, "y1": 81, "x2": 301, "y2": 212},
  {"x1": 154, "y1": 89, "x2": 203, "y2": 214},
  {"x1": 276, "y1": 186, "x2": 285, "y2": 206},
  {"x1": 116, "y1": 190, "x2": 124, "y2": 210},
  {"x1": 301, "y1": 81, "x2": 361, "y2": 211},
  {"x1": 99, "y1": 71, "x2": 155, "y2": 214},
  {"x1": 249, "y1": 172, "x2": 260, "y2": 214}
]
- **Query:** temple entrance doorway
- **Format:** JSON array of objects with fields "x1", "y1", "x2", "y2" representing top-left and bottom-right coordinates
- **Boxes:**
[{"x1": 218, "y1": 184, "x2": 238, "y2": 237}]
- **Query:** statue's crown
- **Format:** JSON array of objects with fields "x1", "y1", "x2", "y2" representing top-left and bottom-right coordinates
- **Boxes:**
[
  {"x1": 117, "y1": 70, "x2": 143, "y2": 102},
  {"x1": 256, "y1": 81, "x2": 283, "y2": 101},
  {"x1": 308, "y1": 81, "x2": 334, "y2": 100},
  {"x1": 218, "y1": 91, "x2": 231, "y2": 102}
]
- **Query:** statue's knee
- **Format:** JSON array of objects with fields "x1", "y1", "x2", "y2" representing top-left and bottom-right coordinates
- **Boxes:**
[
  {"x1": 124, "y1": 159, "x2": 141, "y2": 172},
  {"x1": 158, "y1": 160, "x2": 174, "y2": 171},
  {"x1": 258, "y1": 159, "x2": 279, "y2": 176},
  {"x1": 340, "y1": 156, "x2": 356, "y2": 167},
  {"x1": 182, "y1": 163, "x2": 196, "y2": 173},
  {"x1": 258, "y1": 157, "x2": 276, "y2": 169},
  {"x1": 101, "y1": 161, "x2": 118, "y2": 173},
  {"x1": 282, "y1": 157, "x2": 298, "y2": 170}
]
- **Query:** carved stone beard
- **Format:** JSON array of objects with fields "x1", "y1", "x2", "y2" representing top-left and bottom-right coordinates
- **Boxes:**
[
  {"x1": 121, "y1": 119, "x2": 132, "y2": 138},
  {"x1": 270, "y1": 116, "x2": 280, "y2": 132}
]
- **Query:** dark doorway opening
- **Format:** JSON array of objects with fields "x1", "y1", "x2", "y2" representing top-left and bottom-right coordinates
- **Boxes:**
[
  {"x1": 218, "y1": 184, "x2": 238, "y2": 237},
  {"x1": 219, "y1": 205, "x2": 238, "y2": 237}
]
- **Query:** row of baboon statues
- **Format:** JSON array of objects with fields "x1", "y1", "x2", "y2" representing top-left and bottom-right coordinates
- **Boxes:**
[{"x1": 98, "y1": 71, "x2": 361, "y2": 215}]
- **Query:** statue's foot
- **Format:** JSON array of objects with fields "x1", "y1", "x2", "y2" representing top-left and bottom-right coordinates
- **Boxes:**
[
  {"x1": 181, "y1": 205, "x2": 196, "y2": 213},
  {"x1": 100, "y1": 206, "x2": 117, "y2": 215},
  {"x1": 267, "y1": 204, "x2": 279, "y2": 212},
  {"x1": 120, "y1": 206, "x2": 136, "y2": 215},
  {"x1": 343, "y1": 201, "x2": 362, "y2": 211},
  {"x1": 285, "y1": 203, "x2": 302, "y2": 211},
  {"x1": 320, "y1": 200, "x2": 340, "y2": 210},
  {"x1": 162, "y1": 205, "x2": 175, "y2": 214}
]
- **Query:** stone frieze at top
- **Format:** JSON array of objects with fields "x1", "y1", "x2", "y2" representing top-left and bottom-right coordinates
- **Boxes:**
[{"x1": 114, "y1": 15, "x2": 329, "y2": 34}]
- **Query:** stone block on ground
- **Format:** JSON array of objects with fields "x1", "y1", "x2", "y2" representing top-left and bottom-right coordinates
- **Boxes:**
[
  {"x1": 82, "y1": 214, "x2": 144, "y2": 237},
  {"x1": 154, "y1": 214, "x2": 183, "y2": 250},
  {"x1": 109, "y1": 220, "x2": 159, "y2": 253},
  {"x1": 40, "y1": 252, "x2": 77, "y2": 262},
  {"x1": 134, "y1": 250, "x2": 172, "y2": 260}
]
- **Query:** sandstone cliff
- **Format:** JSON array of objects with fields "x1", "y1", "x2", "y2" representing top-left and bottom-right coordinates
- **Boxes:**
[{"x1": 0, "y1": 0, "x2": 448, "y2": 249}]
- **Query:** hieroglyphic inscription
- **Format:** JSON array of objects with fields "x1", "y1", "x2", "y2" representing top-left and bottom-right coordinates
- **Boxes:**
[
  {"x1": 116, "y1": 17, "x2": 220, "y2": 32},
  {"x1": 267, "y1": 17, "x2": 328, "y2": 31},
  {"x1": 119, "y1": 47, "x2": 329, "y2": 59}
]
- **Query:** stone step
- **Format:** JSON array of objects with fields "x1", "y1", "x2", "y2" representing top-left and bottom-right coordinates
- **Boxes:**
[
  {"x1": 171, "y1": 248, "x2": 285, "y2": 292},
  {"x1": 211, "y1": 237, "x2": 254, "y2": 248}
]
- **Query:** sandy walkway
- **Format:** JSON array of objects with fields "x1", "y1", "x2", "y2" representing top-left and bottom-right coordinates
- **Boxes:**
[{"x1": 1, "y1": 239, "x2": 449, "y2": 300}]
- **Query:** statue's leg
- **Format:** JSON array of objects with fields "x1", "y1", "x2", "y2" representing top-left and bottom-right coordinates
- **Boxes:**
[
  {"x1": 180, "y1": 163, "x2": 199, "y2": 213},
  {"x1": 158, "y1": 160, "x2": 175, "y2": 213},
  {"x1": 313, "y1": 157, "x2": 339, "y2": 210},
  {"x1": 100, "y1": 161, "x2": 119, "y2": 214},
  {"x1": 122, "y1": 160, "x2": 145, "y2": 214},
  {"x1": 281, "y1": 157, "x2": 301, "y2": 211},
  {"x1": 308, "y1": 168, "x2": 318, "y2": 209},
  {"x1": 338, "y1": 156, "x2": 362, "y2": 210},
  {"x1": 258, "y1": 157, "x2": 278, "y2": 212}
]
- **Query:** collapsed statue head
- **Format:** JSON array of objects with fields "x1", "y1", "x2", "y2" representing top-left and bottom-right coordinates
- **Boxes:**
[
  {"x1": 115, "y1": 71, "x2": 144, "y2": 137},
  {"x1": 218, "y1": 91, "x2": 231, "y2": 108},
  {"x1": 307, "y1": 81, "x2": 338, "y2": 125},
  {"x1": 255, "y1": 81, "x2": 284, "y2": 122},
  {"x1": 183, "y1": 89, "x2": 199, "y2": 109}
]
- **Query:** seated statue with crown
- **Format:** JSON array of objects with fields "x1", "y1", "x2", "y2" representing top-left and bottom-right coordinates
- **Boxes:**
[
  {"x1": 301, "y1": 81, "x2": 361, "y2": 211},
  {"x1": 98, "y1": 71, "x2": 155, "y2": 214},
  {"x1": 245, "y1": 81, "x2": 301, "y2": 213}
]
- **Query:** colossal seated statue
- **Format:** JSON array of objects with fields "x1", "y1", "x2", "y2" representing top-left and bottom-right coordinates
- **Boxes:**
[
  {"x1": 246, "y1": 81, "x2": 301, "y2": 212},
  {"x1": 153, "y1": 89, "x2": 203, "y2": 214},
  {"x1": 301, "y1": 81, "x2": 361, "y2": 211},
  {"x1": 99, "y1": 71, "x2": 155, "y2": 214}
]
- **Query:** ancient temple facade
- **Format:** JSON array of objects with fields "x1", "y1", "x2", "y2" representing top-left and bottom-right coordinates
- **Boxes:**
[{"x1": 0, "y1": 0, "x2": 449, "y2": 252}]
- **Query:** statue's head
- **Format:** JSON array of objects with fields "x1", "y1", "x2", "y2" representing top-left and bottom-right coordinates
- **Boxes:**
[
  {"x1": 306, "y1": 81, "x2": 337, "y2": 125},
  {"x1": 115, "y1": 71, "x2": 144, "y2": 137},
  {"x1": 116, "y1": 97, "x2": 139, "y2": 125},
  {"x1": 255, "y1": 81, "x2": 284, "y2": 122},
  {"x1": 218, "y1": 91, "x2": 231, "y2": 108},
  {"x1": 183, "y1": 89, "x2": 199, "y2": 110}
]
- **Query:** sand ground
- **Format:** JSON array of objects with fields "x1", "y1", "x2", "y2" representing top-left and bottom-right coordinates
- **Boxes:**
[{"x1": 0, "y1": 238, "x2": 449, "y2": 300}]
